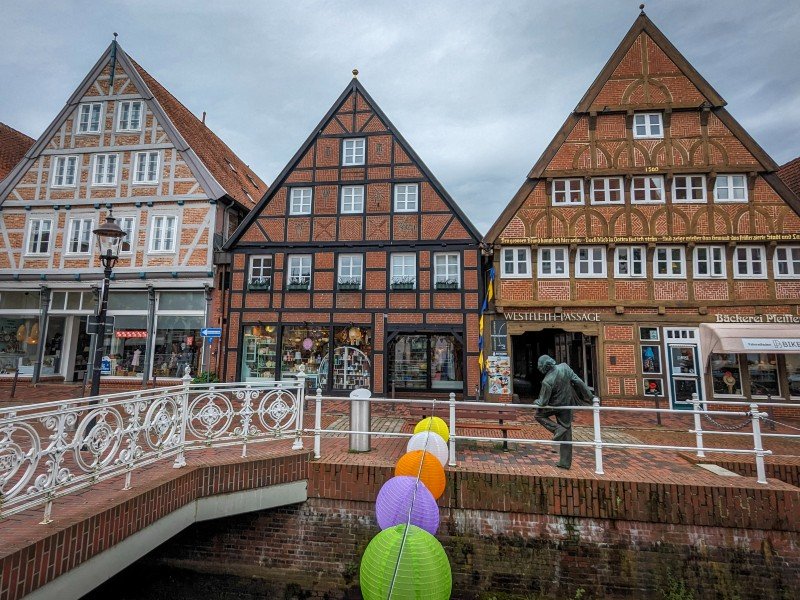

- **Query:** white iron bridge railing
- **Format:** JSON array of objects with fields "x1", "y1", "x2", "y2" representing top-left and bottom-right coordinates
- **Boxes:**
[{"x1": 0, "y1": 372, "x2": 307, "y2": 523}]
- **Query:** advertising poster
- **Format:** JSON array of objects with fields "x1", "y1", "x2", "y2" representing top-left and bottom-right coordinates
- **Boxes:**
[{"x1": 487, "y1": 355, "x2": 511, "y2": 395}]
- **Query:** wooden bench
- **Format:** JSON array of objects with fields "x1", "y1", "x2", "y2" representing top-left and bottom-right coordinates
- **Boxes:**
[{"x1": 409, "y1": 403, "x2": 522, "y2": 450}]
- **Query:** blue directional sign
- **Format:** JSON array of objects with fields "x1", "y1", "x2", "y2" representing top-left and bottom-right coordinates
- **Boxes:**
[{"x1": 200, "y1": 327, "x2": 222, "y2": 338}]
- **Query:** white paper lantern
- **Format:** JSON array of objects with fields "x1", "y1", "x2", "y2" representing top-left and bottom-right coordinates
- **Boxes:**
[{"x1": 407, "y1": 431, "x2": 449, "y2": 467}]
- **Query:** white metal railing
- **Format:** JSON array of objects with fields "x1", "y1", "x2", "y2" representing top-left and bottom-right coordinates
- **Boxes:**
[
  {"x1": 309, "y1": 390, "x2": 800, "y2": 486},
  {"x1": 0, "y1": 370, "x2": 306, "y2": 523}
]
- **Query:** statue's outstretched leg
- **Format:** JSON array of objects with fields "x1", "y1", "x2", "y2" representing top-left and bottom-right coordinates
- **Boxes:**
[{"x1": 554, "y1": 408, "x2": 573, "y2": 469}]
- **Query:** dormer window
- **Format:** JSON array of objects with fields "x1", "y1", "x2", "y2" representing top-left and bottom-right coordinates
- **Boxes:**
[
  {"x1": 633, "y1": 113, "x2": 663, "y2": 138},
  {"x1": 77, "y1": 103, "x2": 103, "y2": 133},
  {"x1": 342, "y1": 138, "x2": 365, "y2": 166},
  {"x1": 117, "y1": 100, "x2": 142, "y2": 132}
]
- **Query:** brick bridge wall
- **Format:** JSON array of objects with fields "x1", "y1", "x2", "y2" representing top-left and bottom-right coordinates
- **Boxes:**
[{"x1": 91, "y1": 463, "x2": 800, "y2": 599}]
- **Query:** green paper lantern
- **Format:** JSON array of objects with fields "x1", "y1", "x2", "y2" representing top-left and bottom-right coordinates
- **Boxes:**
[{"x1": 360, "y1": 524, "x2": 452, "y2": 600}]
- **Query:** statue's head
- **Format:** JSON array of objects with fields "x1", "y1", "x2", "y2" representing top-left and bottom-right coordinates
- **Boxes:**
[{"x1": 537, "y1": 355, "x2": 556, "y2": 374}]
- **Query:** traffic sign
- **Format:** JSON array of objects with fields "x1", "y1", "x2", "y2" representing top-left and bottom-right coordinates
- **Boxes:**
[
  {"x1": 200, "y1": 327, "x2": 222, "y2": 338},
  {"x1": 86, "y1": 315, "x2": 115, "y2": 335}
]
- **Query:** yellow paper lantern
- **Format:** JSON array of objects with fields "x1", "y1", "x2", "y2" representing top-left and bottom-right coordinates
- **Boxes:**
[{"x1": 414, "y1": 416, "x2": 449, "y2": 444}]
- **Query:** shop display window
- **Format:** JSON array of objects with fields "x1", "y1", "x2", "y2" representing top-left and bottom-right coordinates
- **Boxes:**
[
  {"x1": 281, "y1": 325, "x2": 329, "y2": 389},
  {"x1": 641, "y1": 345, "x2": 662, "y2": 374},
  {"x1": 0, "y1": 317, "x2": 40, "y2": 373},
  {"x1": 42, "y1": 317, "x2": 65, "y2": 376},
  {"x1": 431, "y1": 334, "x2": 463, "y2": 390},
  {"x1": 102, "y1": 315, "x2": 148, "y2": 377},
  {"x1": 389, "y1": 333, "x2": 463, "y2": 391},
  {"x1": 643, "y1": 378, "x2": 664, "y2": 397},
  {"x1": 152, "y1": 315, "x2": 203, "y2": 378},
  {"x1": 329, "y1": 326, "x2": 372, "y2": 391},
  {"x1": 786, "y1": 355, "x2": 800, "y2": 398},
  {"x1": 710, "y1": 353, "x2": 743, "y2": 396},
  {"x1": 241, "y1": 325, "x2": 278, "y2": 381},
  {"x1": 746, "y1": 353, "x2": 779, "y2": 397}
]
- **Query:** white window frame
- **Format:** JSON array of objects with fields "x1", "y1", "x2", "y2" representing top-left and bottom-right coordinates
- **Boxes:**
[
  {"x1": 337, "y1": 254, "x2": 363, "y2": 289},
  {"x1": 91, "y1": 153, "x2": 118, "y2": 186},
  {"x1": 248, "y1": 255, "x2": 273, "y2": 287},
  {"x1": 714, "y1": 174, "x2": 748, "y2": 203},
  {"x1": 118, "y1": 215, "x2": 136, "y2": 254},
  {"x1": 340, "y1": 185, "x2": 364, "y2": 214},
  {"x1": 552, "y1": 178, "x2": 584, "y2": 206},
  {"x1": 66, "y1": 217, "x2": 94, "y2": 255},
  {"x1": 25, "y1": 218, "x2": 53, "y2": 256},
  {"x1": 133, "y1": 151, "x2": 160, "y2": 184},
  {"x1": 653, "y1": 246, "x2": 686, "y2": 279},
  {"x1": 51, "y1": 156, "x2": 78, "y2": 188},
  {"x1": 590, "y1": 177, "x2": 624, "y2": 205},
  {"x1": 390, "y1": 253, "x2": 417, "y2": 289},
  {"x1": 342, "y1": 138, "x2": 365, "y2": 166},
  {"x1": 117, "y1": 100, "x2": 143, "y2": 132},
  {"x1": 631, "y1": 175, "x2": 665, "y2": 204},
  {"x1": 693, "y1": 245, "x2": 726, "y2": 279},
  {"x1": 149, "y1": 215, "x2": 178, "y2": 253},
  {"x1": 614, "y1": 246, "x2": 646, "y2": 278},
  {"x1": 575, "y1": 246, "x2": 607, "y2": 278},
  {"x1": 76, "y1": 102, "x2": 103, "y2": 134},
  {"x1": 538, "y1": 246, "x2": 569, "y2": 279},
  {"x1": 289, "y1": 187, "x2": 312, "y2": 215},
  {"x1": 733, "y1": 245, "x2": 767, "y2": 279},
  {"x1": 774, "y1": 246, "x2": 800, "y2": 279},
  {"x1": 287, "y1": 255, "x2": 312, "y2": 287},
  {"x1": 501, "y1": 247, "x2": 532, "y2": 278},
  {"x1": 633, "y1": 112, "x2": 663, "y2": 139},
  {"x1": 672, "y1": 175, "x2": 707, "y2": 203},
  {"x1": 433, "y1": 252, "x2": 461, "y2": 288},
  {"x1": 394, "y1": 183, "x2": 419, "y2": 212}
]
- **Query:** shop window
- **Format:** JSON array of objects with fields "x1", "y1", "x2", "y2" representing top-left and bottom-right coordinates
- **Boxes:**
[
  {"x1": 693, "y1": 245, "x2": 726, "y2": 278},
  {"x1": 52, "y1": 156, "x2": 78, "y2": 187},
  {"x1": 501, "y1": 247, "x2": 531, "y2": 278},
  {"x1": 342, "y1": 138, "x2": 365, "y2": 166},
  {"x1": 643, "y1": 378, "x2": 664, "y2": 397},
  {"x1": 337, "y1": 254, "x2": 363, "y2": 290},
  {"x1": 66, "y1": 218, "x2": 93, "y2": 254},
  {"x1": 672, "y1": 175, "x2": 706, "y2": 203},
  {"x1": 77, "y1": 102, "x2": 102, "y2": 133},
  {"x1": 631, "y1": 176, "x2": 665, "y2": 203},
  {"x1": 0, "y1": 292, "x2": 40, "y2": 310},
  {"x1": 280, "y1": 325, "x2": 330, "y2": 390},
  {"x1": 430, "y1": 334, "x2": 463, "y2": 390},
  {"x1": 42, "y1": 317, "x2": 65, "y2": 376},
  {"x1": 152, "y1": 315, "x2": 203, "y2": 378},
  {"x1": 575, "y1": 246, "x2": 606, "y2": 278},
  {"x1": 747, "y1": 354, "x2": 780, "y2": 397},
  {"x1": 390, "y1": 253, "x2": 416, "y2": 289},
  {"x1": 633, "y1": 112, "x2": 663, "y2": 138},
  {"x1": 615, "y1": 246, "x2": 646, "y2": 278},
  {"x1": 134, "y1": 151, "x2": 160, "y2": 184},
  {"x1": 653, "y1": 246, "x2": 685, "y2": 278},
  {"x1": 340, "y1": 185, "x2": 364, "y2": 214},
  {"x1": 117, "y1": 100, "x2": 143, "y2": 132},
  {"x1": 714, "y1": 175, "x2": 747, "y2": 203},
  {"x1": 241, "y1": 325, "x2": 278, "y2": 381},
  {"x1": 0, "y1": 317, "x2": 41, "y2": 374},
  {"x1": 733, "y1": 245, "x2": 766, "y2": 278},
  {"x1": 552, "y1": 179, "x2": 583, "y2": 205},
  {"x1": 590, "y1": 177, "x2": 623, "y2": 204},
  {"x1": 108, "y1": 292, "x2": 148, "y2": 311},
  {"x1": 433, "y1": 253, "x2": 460, "y2": 289},
  {"x1": 289, "y1": 188, "x2": 312, "y2": 215},
  {"x1": 710, "y1": 353, "x2": 743, "y2": 396},
  {"x1": 639, "y1": 327, "x2": 660, "y2": 342},
  {"x1": 119, "y1": 216, "x2": 136, "y2": 253},
  {"x1": 26, "y1": 218, "x2": 52, "y2": 255},
  {"x1": 388, "y1": 333, "x2": 463, "y2": 392},
  {"x1": 159, "y1": 291, "x2": 204, "y2": 311},
  {"x1": 538, "y1": 246, "x2": 568, "y2": 278},
  {"x1": 330, "y1": 326, "x2": 372, "y2": 391},
  {"x1": 785, "y1": 355, "x2": 800, "y2": 398},
  {"x1": 641, "y1": 344, "x2": 662, "y2": 375},
  {"x1": 248, "y1": 255, "x2": 273, "y2": 290},
  {"x1": 774, "y1": 246, "x2": 800, "y2": 278},
  {"x1": 287, "y1": 255, "x2": 312, "y2": 290},
  {"x1": 92, "y1": 153, "x2": 118, "y2": 186},
  {"x1": 102, "y1": 315, "x2": 148, "y2": 377},
  {"x1": 394, "y1": 184, "x2": 419, "y2": 212}
]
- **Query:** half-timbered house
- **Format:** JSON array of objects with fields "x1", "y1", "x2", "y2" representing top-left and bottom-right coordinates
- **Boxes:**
[
  {"x1": 0, "y1": 123, "x2": 34, "y2": 183},
  {"x1": 221, "y1": 75, "x2": 482, "y2": 396},
  {"x1": 0, "y1": 40, "x2": 265, "y2": 382},
  {"x1": 485, "y1": 12, "x2": 800, "y2": 407}
]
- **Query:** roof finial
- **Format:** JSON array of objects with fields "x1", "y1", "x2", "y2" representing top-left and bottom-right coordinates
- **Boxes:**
[
  {"x1": 639, "y1": 3, "x2": 645, "y2": 14},
  {"x1": 352, "y1": 68, "x2": 359, "y2": 79},
  {"x1": 113, "y1": 32, "x2": 118, "y2": 40}
]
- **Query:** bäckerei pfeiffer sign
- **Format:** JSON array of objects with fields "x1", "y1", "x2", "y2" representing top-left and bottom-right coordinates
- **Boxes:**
[{"x1": 715, "y1": 314, "x2": 800, "y2": 324}]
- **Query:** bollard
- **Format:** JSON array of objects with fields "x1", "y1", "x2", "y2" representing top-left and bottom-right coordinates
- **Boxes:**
[
  {"x1": 349, "y1": 388, "x2": 371, "y2": 452},
  {"x1": 448, "y1": 392, "x2": 456, "y2": 467},
  {"x1": 10, "y1": 368, "x2": 19, "y2": 399},
  {"x1": 592, "y1": 397, "x2": 604, "y2": 475},
  {"x1": 292, "y1": 369, "x2": 307, "y2": 451},
  {"x1": 314, "y1": 387, "x2": 322, "y2": 459},
  {"x1": 750, "y1": 403, "x2": 768, "y2": 484},
  {"x1": 692, "y1": 393, "x2": 705, "y2": 458}
]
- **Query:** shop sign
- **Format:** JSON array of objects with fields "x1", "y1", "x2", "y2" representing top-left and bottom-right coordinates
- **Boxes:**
[
  {"x1": 115, "y1": 330, "x2": 147, "y2": 338},
  {"x1": 505, "y1": 312, "x2": 600, "y2": 322},
  {"x1": 742, "y1": 338, "x2": 800, "y2": 351},
  {"x1": 715, "y1": 314, "x2": 800, "y2": 324},
  {"x1": 486, "y1": 355, "x2": 511, "y2": 395}
]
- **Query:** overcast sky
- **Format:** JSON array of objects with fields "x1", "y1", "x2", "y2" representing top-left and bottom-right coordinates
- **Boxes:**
[{"x1": 2, "y1": 1, "x2": 798, "y2": 233}]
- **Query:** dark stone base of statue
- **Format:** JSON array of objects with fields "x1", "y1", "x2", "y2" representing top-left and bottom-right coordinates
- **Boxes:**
[{"x1": 535, "y1": 407, "x2": 573, "y2": 469}]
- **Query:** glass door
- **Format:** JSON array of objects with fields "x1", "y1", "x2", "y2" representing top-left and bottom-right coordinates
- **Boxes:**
[{"x1": 664, "y1": 328, "x2": 704, "y2": 409}]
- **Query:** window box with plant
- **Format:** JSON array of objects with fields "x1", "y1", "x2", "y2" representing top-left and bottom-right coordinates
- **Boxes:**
[
  {"x1": 435, "y1": 279, "x2": 459, "y2": 290},
  {"x1": 337, "y1": 277, "x2": 361, "y2": 291},
  {"x1": 248, "y1": 277, "x2": 271, "y2": 291},
  {"x1": 391, "y1": 276, "x2": 416, "y2": 290},
  {"x1": 286, "y1": 277, "x2": 310, "y2": 291}
]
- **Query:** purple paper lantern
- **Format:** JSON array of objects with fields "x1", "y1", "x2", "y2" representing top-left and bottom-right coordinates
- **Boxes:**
[{"x1": 376, "y1": 476, "x2": 439, "y2": 535}]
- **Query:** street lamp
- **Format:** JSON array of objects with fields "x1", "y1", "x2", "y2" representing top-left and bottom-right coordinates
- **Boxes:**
[{"x1": 89, "y1": 214, "x2": 125, "y2": 397}]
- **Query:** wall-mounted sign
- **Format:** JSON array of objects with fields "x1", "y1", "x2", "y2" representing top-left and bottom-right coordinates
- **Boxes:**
[
  {"x1": 499, "y1": 233, "x2": 800, "y2": 245},
  {"x1": 486, "y1": 355, "x2": 511, "y2": 395},
  {"x1": 505, "y1": 312, "x2": 600, "y2": 322},
  {"x1": 742, "y1": 338, "x2": 800, "y2": 351},
  {"x1": 715, "y1": 314, "x2": 800, "y2": 324}
]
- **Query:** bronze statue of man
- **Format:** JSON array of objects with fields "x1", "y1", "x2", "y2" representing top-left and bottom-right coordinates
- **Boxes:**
[{"x1": 533, "y1": 355, "x2": 594, "y2": 469}]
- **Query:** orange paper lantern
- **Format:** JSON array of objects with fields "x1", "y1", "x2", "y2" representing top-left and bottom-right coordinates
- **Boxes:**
[{"x1": 395, "y1": 450, "x2": 446, "y2": 500}]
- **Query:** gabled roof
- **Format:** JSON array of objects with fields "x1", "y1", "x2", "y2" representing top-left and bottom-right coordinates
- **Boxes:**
[
  {"x1": 0, "y1": 123, "x2": 34, "y2": 182},
  {"x1": 779, "y1": 156, "x2": 800, "y2": 198},
  {"x1": 225, "y1": 76, "x2": 481, "y2": 248},
  {"x1": 0, "y1": 41, "x2": 265, "y2": 208},
  {"x1": 485, "y1": 12, "x2": 799, "y2": 243}
]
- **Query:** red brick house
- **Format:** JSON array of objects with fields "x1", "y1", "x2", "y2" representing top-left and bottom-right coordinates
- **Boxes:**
[
  {"x1": 220, "y1": 75, "x2": 482, "y2": 396},
  {"x1": 779, "y1": 156, "x2": 800, "y2": 199},
  {"x1": 0, "y1": 123, "x2": 34, "y2": 182},
  {"x1": 484, "y1": 12, "x2": 800, "y2": 407}
]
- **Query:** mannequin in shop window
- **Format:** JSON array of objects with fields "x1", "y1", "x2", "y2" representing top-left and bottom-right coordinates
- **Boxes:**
[{"x1": 533, "y1": 355, "x2": 594, "y2": 469}]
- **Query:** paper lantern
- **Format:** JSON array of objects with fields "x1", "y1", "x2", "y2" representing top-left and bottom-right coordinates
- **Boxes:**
[
  {"x1": 360, "y1": 524, "x2": 451, "y2": 600},
  {"x1": 407, "y1": 431, "x2": 449, "y2": 467},
  {"x1": 395, "y1": 450, "x2": 446, "y2": 500},
  {"x1": 376, "y1": 476, "x2": 439, "y2": 535},
  {"x1": 414, "y1": 416, "x2": 449, "y2": 444}
]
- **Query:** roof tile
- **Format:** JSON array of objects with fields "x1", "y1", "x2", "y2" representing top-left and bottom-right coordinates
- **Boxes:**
[
  {"x1": 778, "y1": 156, "x2": 800, "y2": 199},
  {"x1": 0, "y1": 123, "x2": 34, "y2": 182}
]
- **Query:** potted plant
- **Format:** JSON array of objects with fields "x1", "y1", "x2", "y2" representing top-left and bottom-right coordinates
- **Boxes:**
[
  {"x1": 286, "y1": 276, "x2": 310, "y2": 291},
  {"x1": 390, "y1": 276, "x2": 416, "y2": 290},
  {"x1": 248, "y1": 277, "x2": 271, "y2": 291},
  {"x1": 434, "y1": 278, "x2": 459, "y2": 290},
  {"x1": 338, "y1": 277, "x2": 361, "y2": 291}
]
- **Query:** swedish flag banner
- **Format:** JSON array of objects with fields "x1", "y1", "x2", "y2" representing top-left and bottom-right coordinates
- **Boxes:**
[{"x1": 478, "y1": 267, "x2": 495, "y2": 391}]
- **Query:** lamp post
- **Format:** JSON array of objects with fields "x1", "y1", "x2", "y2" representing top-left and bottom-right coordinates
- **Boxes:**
[{"x1": 89, "y1": 214, "x2": 125, "y2": 397}]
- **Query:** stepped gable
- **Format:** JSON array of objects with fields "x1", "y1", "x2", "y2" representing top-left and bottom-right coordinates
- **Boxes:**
[
  {"x1": 226, "y1": 76, "x2": 481, "y2": 247},
  {"x1": 486, "y1": 12, "x2": 800, "y2": 243},
  {"x1": 779, "y1": 156, "x2": 800, "y2": 198},
  {"x1": 0, "y1": 123, "x2": 34, "y2": 181}
]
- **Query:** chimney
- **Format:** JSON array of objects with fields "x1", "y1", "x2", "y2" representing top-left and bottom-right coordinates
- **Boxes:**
[{"x1": 202, "y1": 111, "x2": 206, "y2": 125}]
